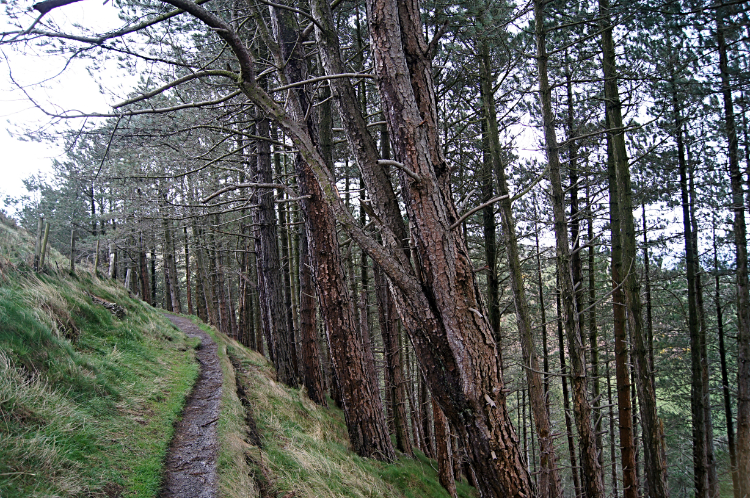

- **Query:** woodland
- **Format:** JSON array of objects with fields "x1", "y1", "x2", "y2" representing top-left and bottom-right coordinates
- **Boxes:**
[{"x1": 1, "y1": 0, "x2": 749, "y2": 497}]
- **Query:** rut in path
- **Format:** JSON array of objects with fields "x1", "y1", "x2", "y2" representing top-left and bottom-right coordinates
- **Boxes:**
[{"x1": 161, "y1": 314, "x2": 223, "y2": 498}]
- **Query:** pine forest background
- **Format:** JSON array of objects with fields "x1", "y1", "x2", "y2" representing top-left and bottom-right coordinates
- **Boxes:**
[{"x1": 2, "y1": 0, "x2": 749, "y2": 497}]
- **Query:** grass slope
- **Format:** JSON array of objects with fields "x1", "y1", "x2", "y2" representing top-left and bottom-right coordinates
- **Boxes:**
[
  {"x1": 197, "y1": 319, "x2": 479, "y2": 498},
  {"x1": 0, "y1": 214, "x2": 199, "y2": 497}
]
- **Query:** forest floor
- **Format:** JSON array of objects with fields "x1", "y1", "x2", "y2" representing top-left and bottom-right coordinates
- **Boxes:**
[{"x1": 160, "y1": 315, "x2": 222, "y2": 498}]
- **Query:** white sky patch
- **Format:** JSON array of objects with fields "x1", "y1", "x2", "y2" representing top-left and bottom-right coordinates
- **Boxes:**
[{"x1": 1, "y1": 0, "x2": 134, "y2": 210}]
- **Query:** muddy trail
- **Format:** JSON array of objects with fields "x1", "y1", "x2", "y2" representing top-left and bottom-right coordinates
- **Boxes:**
[{"x1": 161, "y1": 315, "x2": 222, "y2": 498}]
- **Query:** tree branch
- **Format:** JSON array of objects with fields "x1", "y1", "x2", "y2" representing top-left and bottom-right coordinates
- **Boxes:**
[{"x1": 113, "y1": 70, "x2": 238, "y2": 108}]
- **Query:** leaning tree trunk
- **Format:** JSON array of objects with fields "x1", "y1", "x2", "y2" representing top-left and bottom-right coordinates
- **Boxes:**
[
  {"x1": 270, "y1": 3, "x2": 394, "y2": 461},
  {"x1": 534, "y1": 1, "x2": 604, "y2": 496},
  {"x1": 162, "y1": 0, "x2": 532, "y2": 491}
]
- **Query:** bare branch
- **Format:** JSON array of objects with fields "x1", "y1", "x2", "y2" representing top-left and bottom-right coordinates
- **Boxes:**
[
  {"x1": 113, "y1": 69, "x2": 238, "y2": 108},
  {"x1": 377, "y1": 159, "x2": 421, "y2": 181}
]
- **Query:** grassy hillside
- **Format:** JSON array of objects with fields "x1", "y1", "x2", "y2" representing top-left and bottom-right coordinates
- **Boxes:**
[
  {"x1": 0, "y1": 212, "x2": 478, "y2": 497},
  {"x1": 202, "y1": 322, "x2": 478, "y2": 498},
  {"x1": 0, "y1": 213, "x2": 199, "y2": 497}
]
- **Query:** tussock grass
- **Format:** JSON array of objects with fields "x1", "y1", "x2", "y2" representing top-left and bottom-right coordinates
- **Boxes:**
[
  {"x1": 197, "y1": 320, "x2": 478, "y2": 498},
  {"x1": 0, "y1": 216, "x2": 199, "y2": 497}
]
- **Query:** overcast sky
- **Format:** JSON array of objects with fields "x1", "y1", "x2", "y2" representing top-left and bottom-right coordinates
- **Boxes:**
[{"x1": 0, "y1": 0, "x2": 130, "y2": 212}]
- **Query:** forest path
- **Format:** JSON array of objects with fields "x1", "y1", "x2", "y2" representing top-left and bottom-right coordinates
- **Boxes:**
[{"x1": 160, "y1": 314, "x2": 222, "y2": 498}]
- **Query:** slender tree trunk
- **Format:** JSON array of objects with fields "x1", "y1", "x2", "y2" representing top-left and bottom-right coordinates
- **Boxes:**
[
  {"x1": 688, "y1": 143, "x2": 718, "y2": 497},
  {"x1": 480, "y1": 40, "x2": 562, "y2": 498},
  {"x1": 606, "y1": 112, "x2": 639, "y2": 498},
  {"x1": 184, "y1": 226, "x2": 193, "y2": 316},
  {"x1": 717, "y1": 7, "x2": 750, "y2": 492},
  {"x1": 556, "y1": 271, "x2": 582, "y2": 498},
  {"x1": 601, "y1": 1, "x2": 668, "y2": 495},
  {"x1": 534, "y1": 2, "x2": 604, "y2": 495},
  {"x1": 588, "y1": 184, "x2": 603, "y2": 469},
  {"x1": 714, "y1": 225, "x2": 740, "y2": 498},
  {"x1": 606, "y1": 348, "x2": 619, "y2": 498},
  {"x1": 376, "y1": 263, "x2": 412, "y2": 455},
  {"x1": 276, "y1": 141, "x2": 299, "y2": 379},
  {"x1": 675, "y1": 96, "x2": 708, "y2": 498},
  {"x1": 253, "y1": 118, "x2": 297, "y2": 386},
  {"x1": 139, "y1": 231, "x2": 150, "y2": 305}
]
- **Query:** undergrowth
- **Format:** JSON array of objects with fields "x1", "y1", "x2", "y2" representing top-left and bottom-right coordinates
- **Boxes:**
[
  {"x1": 0, "y1": 215, "x2": 199, "y2": 497},
  {"x1": 195, "y1": 318, "x2": 478, "y2": 498}
]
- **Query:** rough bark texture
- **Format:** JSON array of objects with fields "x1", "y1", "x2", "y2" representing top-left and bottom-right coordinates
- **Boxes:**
[
  {"x1": 376, "y1": 263, "x2": 412, "y2": 455},
  {"x1": 365, "y1": 0, "x2": 532, "y2": 494},
  {"x1": 271, "y1": 3, "x2": 394, "y2": 461},
  {"x1": 299, "y1": 228, "x2": 326, "y2": 406},
  {"x1": 252, "y1": 118, "x2": 297, "y2": 387},
  {"x1": 160, "y1": 0, "x2": 531, "y2": 491},
  {"x1": 433, "y1": 397, "x2": 457, "y2": 498}
]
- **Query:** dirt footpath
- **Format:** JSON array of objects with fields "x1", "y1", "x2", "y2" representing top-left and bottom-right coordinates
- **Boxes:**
[{"x1": 161, "y1": 314, "x2": 222, "y2": 498}]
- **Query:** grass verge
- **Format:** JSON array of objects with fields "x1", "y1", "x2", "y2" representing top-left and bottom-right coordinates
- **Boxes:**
[{"x1": 192, "y1": 317, "x2": 478, "y2": 498}]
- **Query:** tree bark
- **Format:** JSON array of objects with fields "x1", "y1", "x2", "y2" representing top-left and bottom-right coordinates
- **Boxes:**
[
  {"x1": 375, "y1": 263, "x2": 411, "y2": 455},
  {"x1": 606, "y1": 112, "x2": 639, "y2": 498},
  {"x1": 271, "y1": 3, "x2": 393, "y2": 461},
  {"x1": 299, "y1": 227, "x2": 326, "y2": 406},
  {"x1": 252, "y1": 117, "x2": 297, "y2": 387},
  {"x1": 433, "y1": 397, "x2": 457, "y2": 498}
]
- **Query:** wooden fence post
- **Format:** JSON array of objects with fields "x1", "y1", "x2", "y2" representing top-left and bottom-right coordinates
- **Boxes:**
[
  {"x1": 39, "y1": 222, "x2": 50, "y2": 269},
  {"x1": 70, "y1": 229, "x2": 76, "y2": 273}
]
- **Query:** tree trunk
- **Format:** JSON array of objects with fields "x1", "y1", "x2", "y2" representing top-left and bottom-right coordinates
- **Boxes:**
[
  {"x1": 139, "y1": 231, "x2": 150, "y2": 305},
  {"x1": 534, "y1": 1, "x2": 604, "y2": 495},
  {"x1": 601, "y1": 1, "x2": 668, "y2": 495},
  {"x1": 480, "y1": 40, "x2": 562, "y2": 498},
  {"x1": 299, "y1": 227, "x2": 326, "y2": 406},
  {"x1": 714, "y1": 225, "x2": 740, "y2": 498},
  {"x1": 375, "y1": 263, "x2": 412, "y2": 455},
  {"x1": 252, "y1": 117, "x2": 297, "y2": 387},
  {"x1": 675, "y1": 93, "x2": 708, "y2": 498},
  {"x1": 184, "y1": 226, "x2": 193, "y2": 316},
  {"x1": 606, "y1": 111, "x2": 639, "y2": 498},
  {"x1": 556, "y1": 271, "x2": 582, "y2": 498},
  {"x1": 271, "y1": 3, "x2": 393, "y2": 461},
  {"x1": 716, "y1": 6, "x2": 750, "y2": 495},
  {"x1": 433, "y1": 397, "x2": 457, "y2": 498}
]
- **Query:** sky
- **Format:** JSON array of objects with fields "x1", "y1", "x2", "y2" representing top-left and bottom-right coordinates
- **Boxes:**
[{"x1": 0, "y1": 0, "x2": 130, "y2": 212}]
